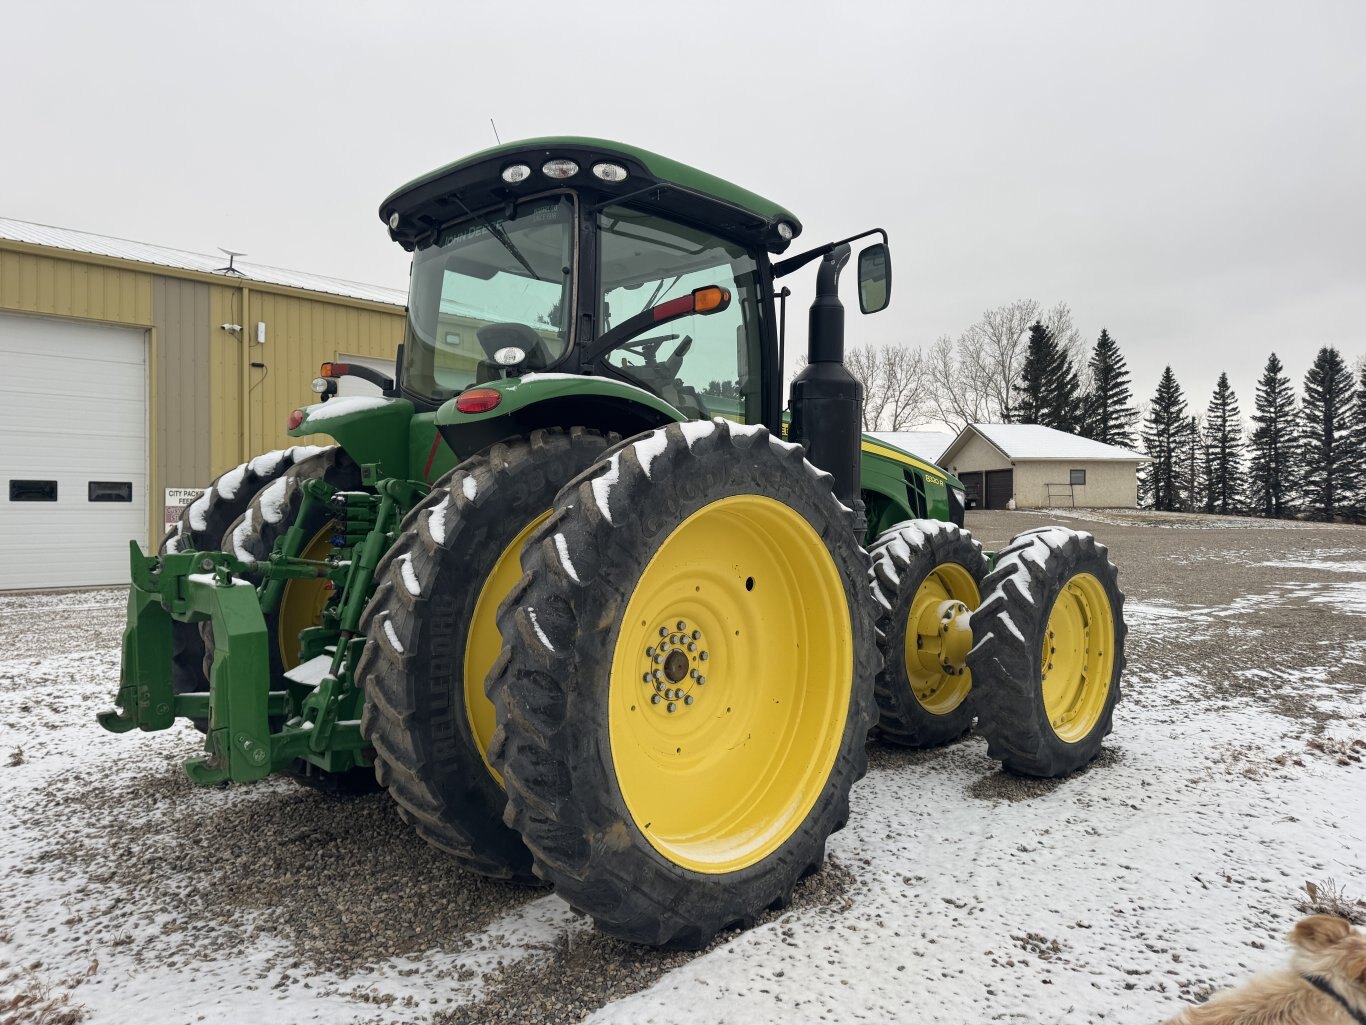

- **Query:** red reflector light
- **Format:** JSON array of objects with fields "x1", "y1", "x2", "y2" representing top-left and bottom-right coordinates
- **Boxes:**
[
  {"x1": 653, "y1": 295, "x2": 695, "y2": 321},
  {"x1": 455, "y1": 388, "x2": 502, "y2": 414},
  {"x1": 287, "y1": 409, "x2": 305, "y2": 430},
  {"x1": 321, "y1": 361, "x2": 350, "y2": 377}
]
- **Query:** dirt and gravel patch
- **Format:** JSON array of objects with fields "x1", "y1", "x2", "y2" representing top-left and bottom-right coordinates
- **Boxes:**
[{"x1": 2, "y1": 510, "x2": 1363, "y2": 1024}]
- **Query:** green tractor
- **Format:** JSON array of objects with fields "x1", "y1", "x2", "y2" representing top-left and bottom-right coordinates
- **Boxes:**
[{"x1": 101, "y1": 138, "x2": 1125, "y2": 947}]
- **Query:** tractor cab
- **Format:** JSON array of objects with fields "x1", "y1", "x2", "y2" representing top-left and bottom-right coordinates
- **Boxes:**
[{"x1": 379, "y1": 137, "x2": 811, "y2": 427}]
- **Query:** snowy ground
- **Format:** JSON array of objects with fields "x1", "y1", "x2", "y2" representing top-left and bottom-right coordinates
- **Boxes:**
[{"x1": 2, "y1": 510, "x2": 1364, "y2": 1025}]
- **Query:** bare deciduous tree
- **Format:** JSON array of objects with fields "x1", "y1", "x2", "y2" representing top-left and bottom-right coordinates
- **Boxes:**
[
  {"x1": 843, "y1": 342, "x2": 933, "y2": 431},
  {"x1": 926, "y1": 299, "x2": 1040, "y2": 430}
]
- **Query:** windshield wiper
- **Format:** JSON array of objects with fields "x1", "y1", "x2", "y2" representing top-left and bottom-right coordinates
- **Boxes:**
[{"x1": 447, "y1": 193, "x2": 543, "y2": 282}]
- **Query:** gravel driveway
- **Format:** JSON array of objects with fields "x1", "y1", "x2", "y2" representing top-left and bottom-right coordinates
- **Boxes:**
[{"x1": 1, "y1": 509, "x2": 1362, "y2": 1024}]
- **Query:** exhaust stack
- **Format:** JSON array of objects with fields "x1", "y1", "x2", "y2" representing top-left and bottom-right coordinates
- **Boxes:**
[{"x1": 787, "y1": 244, "x2": 865, "y2": 533}]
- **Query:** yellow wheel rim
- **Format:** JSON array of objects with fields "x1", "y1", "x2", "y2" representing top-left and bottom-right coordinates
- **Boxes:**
[
  {"x1": 901, "y1": 563, "x2": 980, "y2": 714},
  {"x1": 608, "y1": 495, "x2": 852, "y2": 875},
  {"x1": 1040, "y1": 572, "x2": 1115, "y2": 742},
  {"x1": 465, "y1": 510, "x2": 552, "y2": 784},
  {"x1": 276, "y1": 521, "x2": 336, "y2": 671}
]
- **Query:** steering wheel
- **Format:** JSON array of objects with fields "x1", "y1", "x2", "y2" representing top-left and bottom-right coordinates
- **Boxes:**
[{"x1": 618, "y1": 333, "x2": 679, "y2": 363}]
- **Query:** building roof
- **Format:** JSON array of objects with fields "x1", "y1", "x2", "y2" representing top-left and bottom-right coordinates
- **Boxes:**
[
  {"x1": 942, "y1": 423, "x2": 1150, "y2": 465},
  {"x1": 0, "y1": 216, "x2": 407, "y2": 307},
  {"x1": 867, "y1": 430, "x2": 955, "y2": 464}
]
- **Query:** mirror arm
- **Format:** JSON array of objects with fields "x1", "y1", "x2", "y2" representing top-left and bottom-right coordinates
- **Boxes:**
[{"x1": 772, "y1": 227, "x2": 888, "y2": 279}]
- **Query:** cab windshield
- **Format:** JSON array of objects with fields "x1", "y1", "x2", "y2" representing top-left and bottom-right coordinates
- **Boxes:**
[{"x1": 401, "y1": 195, "x2": 575, "y2": 404}]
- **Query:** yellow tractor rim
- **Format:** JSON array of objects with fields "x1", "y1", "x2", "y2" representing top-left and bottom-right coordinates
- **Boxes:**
[
  {"x1": 276, "y1": 521, "x2": 337, "y2": 671},
  {"x1": 608, "y1": 495, "x2": 853, "y2": 875},
  {"x1": 1040, "y1": 572, "x2": 1115, "y2": 742},
  {"x1": 465, "y1": 510, "x2": 552, "y2": 784},
  {"x1": 901, "y1": 563, "x2": 980, "y2": 714}
]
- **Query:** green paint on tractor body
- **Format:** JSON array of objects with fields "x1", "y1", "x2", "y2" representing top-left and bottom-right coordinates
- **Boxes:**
[{"x1": 101, "y1": 137, "x2": 965, "y2": 787}]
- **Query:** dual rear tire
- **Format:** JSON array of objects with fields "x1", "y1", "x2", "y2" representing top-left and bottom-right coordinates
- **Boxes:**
[{"x1": 870, "y1": 518, "x2": 1124, "y2": 778}]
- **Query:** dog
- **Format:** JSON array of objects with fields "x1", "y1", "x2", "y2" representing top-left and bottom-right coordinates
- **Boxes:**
[{"x1": 1161, "y1": 915, "x2": 1366, "y2": 1024}]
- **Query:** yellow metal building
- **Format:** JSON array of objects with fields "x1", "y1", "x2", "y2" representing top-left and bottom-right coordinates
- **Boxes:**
[{"x1": 0, "y1": 217, "x2": 406, "y2": 589}]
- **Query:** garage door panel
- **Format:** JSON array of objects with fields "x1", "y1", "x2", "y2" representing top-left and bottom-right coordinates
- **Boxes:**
[{"x1": 1, "y1": 312, "x2": 147, "y2": 589}]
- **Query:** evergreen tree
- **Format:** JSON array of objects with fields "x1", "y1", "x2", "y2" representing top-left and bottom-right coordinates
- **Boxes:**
[
  {"x1": 1079, "y1": 329, "x2": 1138, "y2": 448},
  {"x1": 1181, "y1": 415, "x2": 1205, "y2": 512},
  {"x1": 1248, "y1": 353, "x2": 1299, "y2": 518},
  {"x1": 1203, "y1": 373, "x2": 1245, "y2": 514},
  {"x1": 1300, "y1": 346, "x2": 1359, "y2": 519},
  {"x1": 1141, "y1": 367, "x2": 1193, "y2": 511},
  {"x1": 1358, "y1": 360, "x2": 1366, "y2": 514},
  {"x1": 1012, "y1": 321, "x2": 1080, "y2": 431}
]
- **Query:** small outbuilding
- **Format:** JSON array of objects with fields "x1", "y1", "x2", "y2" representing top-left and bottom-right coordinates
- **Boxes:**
[{"x1": 939, "y1": 424, "x2": 1149, "y2": 510}]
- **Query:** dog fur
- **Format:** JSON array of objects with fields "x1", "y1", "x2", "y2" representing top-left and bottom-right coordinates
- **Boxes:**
[{"x1": 1161, "y1": 915, "x2": 1366, "y2": 1024}]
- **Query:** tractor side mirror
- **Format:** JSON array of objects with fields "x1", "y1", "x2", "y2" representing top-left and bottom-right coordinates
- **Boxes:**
[{"x1": 857, "y1": 243, "x2": 891, "y2": 314}]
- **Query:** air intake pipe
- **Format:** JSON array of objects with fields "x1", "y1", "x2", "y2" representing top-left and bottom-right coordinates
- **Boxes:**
[{"x1": 787, "y1": 244, "x2": 865, "y2": 534}]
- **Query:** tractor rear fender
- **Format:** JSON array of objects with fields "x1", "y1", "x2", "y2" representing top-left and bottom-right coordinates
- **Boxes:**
[
  {"x1": 286, "y1": 396, "x2": 416, "y2": 480},
  {"x1": 435, "y1": 374, "x2": 688, "y2": 457},
  {"x1": 859, "y1": 437, "x2": 964, "y2": 540}
]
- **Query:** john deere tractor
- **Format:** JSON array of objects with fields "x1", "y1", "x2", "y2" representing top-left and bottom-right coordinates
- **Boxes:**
[{"x1": 101, "y1": 138, "x2": 1125, "y2": 947}]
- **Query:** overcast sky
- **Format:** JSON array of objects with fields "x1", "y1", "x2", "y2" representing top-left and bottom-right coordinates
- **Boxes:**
[{"x1": 4, "y1": 0, "x2": 1363, "y2": 425}]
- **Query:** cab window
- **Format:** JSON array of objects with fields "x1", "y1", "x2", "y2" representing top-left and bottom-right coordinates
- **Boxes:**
[{"x1": 598, "y1": 206, "x2": 763, "y2": 423}]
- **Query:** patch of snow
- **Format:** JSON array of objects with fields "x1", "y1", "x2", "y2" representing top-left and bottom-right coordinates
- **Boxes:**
[
  {"x1": 1262, "y1": 559, "x2": 1366, "y2": 574},
  {"x1": 428, "y1": 494, "x2": 452, "y2": 545},
  {"x1": 185, "y1": 491, "x2": 212, "y2": 532},
  {"x1": 968, "y1": 422, "x2": 1149, "y2": 461},
  {"x1": 186, "y1": 573, "x2": 252, "y2": 587},
  {"x1": 230, "y1": 508, "x2": 256, "y2": 560},
  {"x1": 591, "y1": 453, "x2": 622, "y2": 525},
  {"x1": 300, "y1": 396, "x2": 392, "y2": 424},
  {"x1": 397, "y1": 553, "x2": 421, "y2": 597},
  {"x1": 246, "y1": 448, "x2": 288, "y2": 478},
  {"x1": 722, "y1": 418, "x2": 764, "y2": 437},
  {"x1": 996, "y1": 610, "x2": 1026, "y2": 643},
  {"x1": 214, "y1": 462, "x2": 247, "y2": 500},
  {"x1": 632, "y1": 429, "x2": 670, "y2": 479},
  {"x1": 283, "y1": 653, "x2": 333, "y2": 686},
  {"x1": 381, "y1": 615, "x2": 404, "y2": 653},
  {"x1": 256, "y1": 478, "x2": 289, "y2": 524},
  {"x1": 553, "y1": 533, "x2": 579, "y2": 583},
  {"x1": 678, "y1": 419, "x2": 716, "y2": 451},
  {"x1": 461, "y1": 474, "x2": 478, "y2": 502},
  {"x1": 526, "y1": 607, "x2": 555, "y2": 651},
  {"x1": 163, "y1": 532, "x2": 183, "y2": 554}
]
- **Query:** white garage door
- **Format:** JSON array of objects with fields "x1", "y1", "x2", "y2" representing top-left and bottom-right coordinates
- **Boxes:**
[{"x1": 0, "y1": 312, "x2": 147, "y2": 590}]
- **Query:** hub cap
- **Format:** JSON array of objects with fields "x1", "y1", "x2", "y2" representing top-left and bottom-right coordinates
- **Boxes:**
[{"x1": 902, "y1": 564, "x2": 980, "y2": 714}]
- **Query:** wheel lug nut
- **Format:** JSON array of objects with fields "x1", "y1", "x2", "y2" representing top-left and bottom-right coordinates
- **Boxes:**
[
  {"x1": 642, "y1": 672, "x2": 651, "y2": 683},
  {"x1": 659, "y1": 627, "x2": 669, "y2": 637},
  {"x1": 692, "y1": 630, "x2": 701, "y2": 640},
  {"x1": 688, "y1": 642, "x2": 697, "y2": 652},
  {"x1": 653, "y1": 669, "x2": 663, "y2": 681},
  {"x1": 689, "y1": 669, "x2": 699, "y2": 679},
  {"x1": 647, "y1": 647, "x2": 656, "y2": 657},
  {"x1": 699, "y1": 651, "x2": 709, "y2": 661},
  {"x1": 670, "y1": 634, "x2": 680, "y2": 644},
  {"x1": 696, "y1": 675, "x2": 706, "y2": 685},
  {"x1": 651, "y1": 694, "x2": 661, "y2": 704},
  {"x1": 666, "y1": 702, "x2": 677, "y2": 713},
  {"x1": 684, "y1": 695, "x2": 694, "y2": 706},
  {"x1": 677, "y1": 620, "x2": 687, "y2": 631}
]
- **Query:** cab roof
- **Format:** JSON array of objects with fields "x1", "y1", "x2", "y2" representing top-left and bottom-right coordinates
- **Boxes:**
[{"x1": 379, "y1": 136, "x2": 803, "y2": 255}]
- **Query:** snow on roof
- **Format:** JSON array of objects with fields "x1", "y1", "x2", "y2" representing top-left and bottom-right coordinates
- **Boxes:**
[
  {"x1": 950, "y1": 423, "x2": 1150, "y2": 463},
  {"x1": 0, "y1": 216, "x2": 406, "y2": 307},
  {"x1": 868, "y1": 430, "x2": 955, "y2": 464}
]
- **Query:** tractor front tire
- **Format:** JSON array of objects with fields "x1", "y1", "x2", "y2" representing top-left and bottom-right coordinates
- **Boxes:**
[
  {"x1": 489, "y1": 420, "x2": 877, "y2": 947},
  {"x1": 162, "y1": 446, "x2": 327, "y2": 731},
  {"x1": 969, "y1": 526, "x2": 1125, "y2": 777},
  {"x1": 357, "y1": 428, "x2": 615, "y2": 882},
  {"x1": 869, "y1": 520, "x2": 988, "y2": 748}
]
